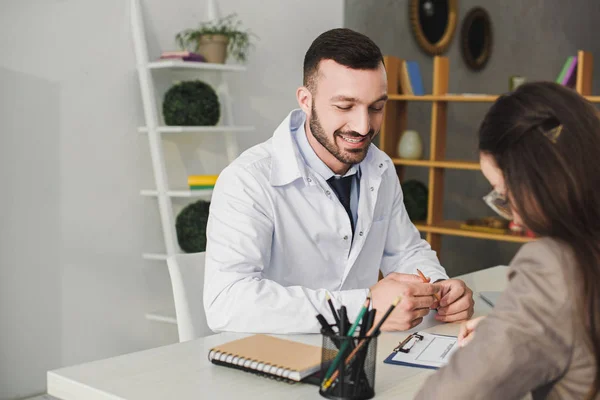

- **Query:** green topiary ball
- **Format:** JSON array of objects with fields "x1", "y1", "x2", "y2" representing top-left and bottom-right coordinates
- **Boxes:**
[
  {"x1": 176, "y1": 200, "x2": 211, "y2": 253},
  {"x1": 401, "y1": 180, "x2": 428, "y2": 221},
  {"x1": 163, "y1": 80, "x2": 220, "y2": 126}
]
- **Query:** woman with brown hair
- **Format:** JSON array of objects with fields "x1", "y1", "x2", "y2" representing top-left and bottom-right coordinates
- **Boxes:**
[{"x1": 417, "y1": 81, "x2": 599, "y2": 399}]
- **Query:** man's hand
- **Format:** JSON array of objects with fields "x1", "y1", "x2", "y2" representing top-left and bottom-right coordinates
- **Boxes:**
[
  {"x1": 370, "y1": 273, "x2": 440, "y2": 331},
  {"x1": 432, "y1": 279, "x2": 474, "y2": 323}
]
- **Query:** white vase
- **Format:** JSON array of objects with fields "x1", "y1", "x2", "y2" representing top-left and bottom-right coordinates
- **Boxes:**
[{"x1": 397, "y1": 130, "x2": 423, "y2": 159}]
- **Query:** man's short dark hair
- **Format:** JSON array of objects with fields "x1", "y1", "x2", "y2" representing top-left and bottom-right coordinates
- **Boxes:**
[{"x1": 303, "y1": 28, "x2": 384, "y2": 91}]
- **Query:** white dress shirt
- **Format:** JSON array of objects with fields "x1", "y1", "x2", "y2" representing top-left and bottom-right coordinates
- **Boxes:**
[{"x1": 204, "y1": 109, "x2": 447, "y2": 334}]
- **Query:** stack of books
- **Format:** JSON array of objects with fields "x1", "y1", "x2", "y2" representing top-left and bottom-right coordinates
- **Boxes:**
[
  {"x1": 159, "y1": 51, "x2": 205, "y2": 63},
  {"x1": 188, "y1": 175, "x2": 218, "y2": 190}
]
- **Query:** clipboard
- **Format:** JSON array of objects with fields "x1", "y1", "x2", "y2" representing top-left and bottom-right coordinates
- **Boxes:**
[{"x1": 383, "y1": 332, "x2": 459, "y2": 370}]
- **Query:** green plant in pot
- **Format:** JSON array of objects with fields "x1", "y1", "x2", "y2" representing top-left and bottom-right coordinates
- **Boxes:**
[{"x1": 175, "y1": 14, "x2": 255, "y2": 64}]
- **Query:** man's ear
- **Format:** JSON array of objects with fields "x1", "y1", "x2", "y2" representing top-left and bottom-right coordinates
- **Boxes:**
[{"x1": 296, "y1": 86, "x2": 312, "y2": 115}]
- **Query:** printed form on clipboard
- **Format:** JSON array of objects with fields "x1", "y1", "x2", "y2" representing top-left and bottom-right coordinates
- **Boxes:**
[{"x1": 384, "y1": 332, "x2": 459, "y2": 370}]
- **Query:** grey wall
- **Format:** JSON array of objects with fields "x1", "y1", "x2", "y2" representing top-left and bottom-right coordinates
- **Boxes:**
[{"x1": 345, "y1": 0, "x2": 600, "y2": 276}]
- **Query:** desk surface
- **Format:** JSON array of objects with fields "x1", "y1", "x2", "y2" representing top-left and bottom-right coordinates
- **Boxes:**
[{"x1": 48, "y1": 265, "x2": 508, "y2": 400}]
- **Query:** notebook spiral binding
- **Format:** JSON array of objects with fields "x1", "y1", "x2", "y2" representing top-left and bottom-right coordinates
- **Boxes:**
[{"x1": 208, "y1": 350, "x2": 298, "y2": 384}]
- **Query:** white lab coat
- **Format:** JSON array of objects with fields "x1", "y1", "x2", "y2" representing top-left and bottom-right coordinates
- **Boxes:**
[{"x1": 204, "y1": 110, "x2": 447, "y2": 334}]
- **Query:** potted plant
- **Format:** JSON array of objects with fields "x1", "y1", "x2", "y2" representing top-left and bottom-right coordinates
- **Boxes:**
[{"x1": 175, "y1": 14, "x2": 255, "y2": 64}]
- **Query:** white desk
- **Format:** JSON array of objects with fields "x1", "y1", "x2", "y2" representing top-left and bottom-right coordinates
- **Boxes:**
[{"x1": 48, "y1": 265, "x2": 508, "y2": 400}]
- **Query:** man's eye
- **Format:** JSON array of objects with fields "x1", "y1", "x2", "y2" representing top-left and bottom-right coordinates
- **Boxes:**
[
  {"x1": 370, "y1": 106, "x2": 384, "y2": 112},
  {"x1": 335, "y1": 105, "x2": 352, "y2": 111}
]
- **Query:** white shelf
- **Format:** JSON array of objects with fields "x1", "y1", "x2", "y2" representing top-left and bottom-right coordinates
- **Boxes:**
[
  {"x1": 145, "y1": 308, "x2": 177, "y2": 325},
  {"x1": 141, "y1": 189, "x2": 213, "y2": 198},
  {"x1": 146, "y1": 59, "x2": 247, "y2": 72},
  {"x1": 138, "y1": 126, "x2": 254, "y2": 134},
  {"x1": 142, "y1": 253, "x2": 169, "y2": 261}
]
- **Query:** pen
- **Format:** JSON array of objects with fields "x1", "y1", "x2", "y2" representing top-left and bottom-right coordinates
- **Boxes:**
[
  {"x1": 321, "y1": 294, "x2": 371, "y2": 385},
  {"x1": 316, "y1": 314, "x2": 336, "y2": 336},
  {"x1": 340, "y1": 305, "x2": 351, "y2": 333},
  {"x1": 322, "y1": 296, "x2": 400, "y2": 391},
  {"x1": 416, "y1": 268, "x2": 442, "y2": 302},
  {"x1": 326, "y1": 293, "x2": 341, "y2": 331}
]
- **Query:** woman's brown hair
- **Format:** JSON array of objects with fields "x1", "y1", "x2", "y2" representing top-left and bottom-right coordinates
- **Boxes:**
[{"x1": 479, "y1": 81, "x2": 600, "y2": 398}]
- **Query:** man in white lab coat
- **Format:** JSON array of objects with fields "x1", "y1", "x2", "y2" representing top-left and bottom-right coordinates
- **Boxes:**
[{"x1": 204, "y1": 28, "x2": 474, "y2": 334}]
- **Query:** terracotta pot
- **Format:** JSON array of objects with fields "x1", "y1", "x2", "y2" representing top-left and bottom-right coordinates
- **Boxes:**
[{"x1": 197, "y1": 34, "x2": 229, "y2": 64}]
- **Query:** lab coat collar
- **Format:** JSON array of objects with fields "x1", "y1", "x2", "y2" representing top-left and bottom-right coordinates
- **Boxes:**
[{"x1": 270, "y1": 109, "x2": 389, "y2": 187}]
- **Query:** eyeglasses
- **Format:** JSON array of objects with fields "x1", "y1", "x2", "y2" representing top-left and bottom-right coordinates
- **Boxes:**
[{"x1": 482, "y1": 190, "x2": 513, "y2": 220}]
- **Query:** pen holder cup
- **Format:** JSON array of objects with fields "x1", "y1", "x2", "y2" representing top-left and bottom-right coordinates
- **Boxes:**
[{"x1": 318, "y1": 329, "x2": 378, "y2": 400}]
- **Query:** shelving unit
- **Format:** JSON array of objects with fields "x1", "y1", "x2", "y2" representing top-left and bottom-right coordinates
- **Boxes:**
[
  {"x1": 130, "y1": 0, "x2": 253, "y2": 324},
  {"x1": 380, "y1": 51, "x2": 594, "y2": 256}
]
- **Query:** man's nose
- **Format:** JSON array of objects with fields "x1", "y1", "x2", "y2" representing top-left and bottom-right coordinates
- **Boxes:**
[{"x1": 351, "y1": 110, "x2": 371, "y2": 136}]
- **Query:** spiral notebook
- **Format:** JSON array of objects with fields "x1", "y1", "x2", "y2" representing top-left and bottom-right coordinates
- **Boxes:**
[{"x1": 208, "y1": 334, "x2": 322, "y2": 382}]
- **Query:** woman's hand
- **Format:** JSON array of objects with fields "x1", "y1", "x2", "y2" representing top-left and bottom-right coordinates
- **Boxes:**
[{"x1": 457, "y1": 316, "x2": 486, "y2": 347}]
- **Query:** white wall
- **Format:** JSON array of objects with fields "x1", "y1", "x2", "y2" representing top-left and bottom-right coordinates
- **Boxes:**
[{"x1": 0, "y1": 1, "x2": 343, "y2": 398}]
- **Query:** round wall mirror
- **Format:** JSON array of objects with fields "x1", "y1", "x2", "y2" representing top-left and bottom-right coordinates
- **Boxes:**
[
  {"x1": 410, "y1": 0, "x2": 458, "y2": 55},
  {"x1": 461, "y1": 7, "x2": 492, "y2": 70}
]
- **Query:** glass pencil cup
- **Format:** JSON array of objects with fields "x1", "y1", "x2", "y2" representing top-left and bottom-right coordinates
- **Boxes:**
[{"x1": 318, "y1": 327, "x2": 378, "y2": 400}]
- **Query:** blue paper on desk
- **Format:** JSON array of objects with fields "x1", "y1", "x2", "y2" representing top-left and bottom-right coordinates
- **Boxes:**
[{"x1": 384, "y1": 332, "x2": 459, "y2": 370}]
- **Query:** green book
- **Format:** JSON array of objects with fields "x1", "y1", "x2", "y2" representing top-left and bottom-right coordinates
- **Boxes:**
[
  {"x1": 189, "y1": 185, "x2": 215, "y2": 190},
  {"x1": 556, "y1": 56, "x2": 574, "y2": 84}
]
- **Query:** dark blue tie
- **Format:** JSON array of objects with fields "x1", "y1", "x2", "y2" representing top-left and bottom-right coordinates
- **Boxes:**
[{"x1": 327, "y1": 175, "x2": 355, "y2": 233}]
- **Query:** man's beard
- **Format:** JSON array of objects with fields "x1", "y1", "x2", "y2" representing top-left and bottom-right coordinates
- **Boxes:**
[{"x1": 309, "y1": 104, "x2": 376, "y2": 166}]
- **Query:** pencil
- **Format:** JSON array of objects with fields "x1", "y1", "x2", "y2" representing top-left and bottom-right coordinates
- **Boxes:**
[
  {"x1": 321, "y1": 296, "x2": 401, "y2": 391},
  {"x1": 417, "y1": 269, "x2": 442, "y2": 302},
  {"x1": 321, "y1": 294, "x2": 371, "y2": 384},
  {"x1": 326, "y1": 293, "x2": 341, "y2": 330}
]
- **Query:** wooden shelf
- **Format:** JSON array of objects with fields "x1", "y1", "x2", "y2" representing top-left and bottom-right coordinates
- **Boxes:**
[
  {"x1": 392, "y1": 158, "x2": 480, "y2": 170},
  {"x1": 389, "y1": 94, "x2": 499, "y2": 102},
  {"x1": 585, "y1": 96, "x2": 600, "y2": 103},
  {"x1": 414, "y1": 220, "x2": 535, "y2": 243}
]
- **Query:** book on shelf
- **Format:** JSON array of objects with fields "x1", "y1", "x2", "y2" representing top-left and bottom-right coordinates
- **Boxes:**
[
  {"x1": 159, "y1": 51, "x2": 206, "y2": 62},
  {"x1": 188, "y1": 174, "x2": 219, "y2": 189},
  {"x1": 405, "y1": 61, "x2": 425, "y2": 95},
  {"x1": 400, "y1": 61, "x2": 414, "y2": 95},
  {"x1": 555, "y1": 56, "x2": 577, "y2": 87}
]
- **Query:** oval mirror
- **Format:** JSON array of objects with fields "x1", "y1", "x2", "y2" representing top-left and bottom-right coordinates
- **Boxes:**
[
  {"x1": 461, "y1": 7, "x2": 492, "y2": 70},
  {"x1": 410, "y1": 0, "x2": 458, "y2": 55}
]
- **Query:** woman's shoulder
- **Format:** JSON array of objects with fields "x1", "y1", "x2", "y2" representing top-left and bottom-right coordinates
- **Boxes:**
[{"x1": 508, "y1": 237, "x2": 575, "y2": 299}]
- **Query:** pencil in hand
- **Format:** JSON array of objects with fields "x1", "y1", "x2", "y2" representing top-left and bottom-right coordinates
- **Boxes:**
[{"x1": 417, "y1": 268, "x2": 442, "y2": 302}]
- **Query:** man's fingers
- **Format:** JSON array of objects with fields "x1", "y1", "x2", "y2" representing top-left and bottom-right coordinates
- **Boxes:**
[
  {"x1": 409, "y1": 317, "x2": 424, "y2": 329},
  {"x1": 435, "y1": 309, "x2": 470, "y2": 323},
  {"x1": 399, "y1": 295, "x2": 436, "y2": 311},
  {"x1": 437, "y1": 282, "x2": 466, "y2": 307},
  {"x1": 437, "y1": 292, "x2": 473, "y2": 316}
]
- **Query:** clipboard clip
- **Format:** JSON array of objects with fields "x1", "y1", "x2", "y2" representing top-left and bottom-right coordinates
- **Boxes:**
[{"x1": 393, "y1": 333, "x2": 424, "y2": 353}]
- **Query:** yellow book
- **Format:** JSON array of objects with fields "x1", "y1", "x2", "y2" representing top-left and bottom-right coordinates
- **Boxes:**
[{"x1": 188, "y1": 175, "x2": 219, "y2": 186}]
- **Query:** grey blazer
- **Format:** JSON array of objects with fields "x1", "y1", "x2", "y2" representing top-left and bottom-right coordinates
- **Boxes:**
[{"x1": 416, "y1": 238, "x2": 597, "y2": 400}]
